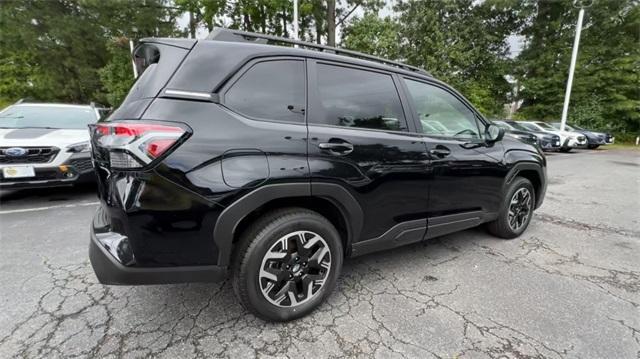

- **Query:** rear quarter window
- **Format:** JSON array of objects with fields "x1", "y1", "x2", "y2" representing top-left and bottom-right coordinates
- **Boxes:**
[{"x1": 223, "y1": 60, "x2": 306, "y2": 123}]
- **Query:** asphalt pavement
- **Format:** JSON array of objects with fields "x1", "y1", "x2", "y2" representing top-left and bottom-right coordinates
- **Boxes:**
[{"x1": 0, "y1": 149, "x2": 638, "y2": 358}]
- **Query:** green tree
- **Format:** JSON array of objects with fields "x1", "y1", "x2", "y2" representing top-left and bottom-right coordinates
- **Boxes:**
[
  {"x1": 98, "y1": 38, "x2": 135, "y2": 107},
  {"x1": 0, "y1": 0, "x2": 180, "y2": 107},
  {"x1": 516, "y1": 0, "x2": 640, "y2": 134},
  {"x1": 341, "y1": 13, "x2": 400, "y2": 59},
  {"x1": 342, "y1": 0, "x2": 520, "y2": 116},
  {"x1": 0, "y1": 0, "x2": 108, "y2": 104}
]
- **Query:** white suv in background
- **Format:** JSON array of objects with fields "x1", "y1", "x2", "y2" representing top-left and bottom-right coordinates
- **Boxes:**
[
  {"x1": 519, "y1": 121, "x2": 587, "y2": 152},
  {"x1": 0, "y1": 102, "x2": 101, "y2": 189}
]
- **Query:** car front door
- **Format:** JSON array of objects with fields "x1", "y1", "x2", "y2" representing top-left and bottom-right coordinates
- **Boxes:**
[
  {"x1": 306, "y1": 60, "x2": 430, "y2": 254},
  {"x1": 401, "y1": 78, "x2": 507, "y2": 239}
]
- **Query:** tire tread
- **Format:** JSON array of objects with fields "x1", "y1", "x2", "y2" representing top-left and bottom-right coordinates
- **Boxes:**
[
  {"x1": 231, "y1": 207, "x2": 337, "y2": 320},
  {"x1": 487, "y1": 177, "x2": 535, "y2": 239}
]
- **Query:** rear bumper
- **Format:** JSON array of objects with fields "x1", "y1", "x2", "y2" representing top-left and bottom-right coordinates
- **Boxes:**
[{"x1": 89, "y1": 224, "x2": 227, "y2": 285}]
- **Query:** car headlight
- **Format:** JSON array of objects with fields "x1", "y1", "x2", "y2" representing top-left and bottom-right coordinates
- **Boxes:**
[{"x1": 67, "y1": 141, "x2": 91, "y2": 153}]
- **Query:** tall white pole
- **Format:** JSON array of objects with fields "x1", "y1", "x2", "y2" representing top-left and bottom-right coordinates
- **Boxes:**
[
  {"x1": 560, "y1": 7, "x2": 584, "y2": 132},
  {"x1": 293, "y1": 0, "x2": 299, "y2": 41},
  {"x1": 129, "y1": 40, "x2": 138, "y2": 79}
]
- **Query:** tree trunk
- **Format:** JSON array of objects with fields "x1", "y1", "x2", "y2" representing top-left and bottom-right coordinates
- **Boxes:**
[
  {"x1": 261, "y1": 4, "x2": 266, "y2": 33},
  {"x1": 282, "y1": 7, "x2": 288, "y2": 37},
  {"x1": 243, "y1": 13, "x2": 253, "y2": 32},
  {"x1": 316, "y1": 22, "x2": 322, "y2": 44},
  {"x1": 189, "y1": 11, "x2": 196, "y2": 39},
  {"x1": 326, "y1": 0, "x2": 336, "y2": 46}
]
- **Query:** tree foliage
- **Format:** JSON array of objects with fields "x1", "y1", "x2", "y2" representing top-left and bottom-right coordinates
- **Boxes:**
[
  {"x1": 1, "y1": 0, "x2": 107, "y2": 104},
  {"x1": 342, "y1": 0, "x2": 521, "y2": 116},
  {"x1": 515, "y1": 0, "x2": 639, "y2": 134},
  {"x1": 0, "y1": 0, "x2": 180, "y2": 107},
  {"x1": 0, "y1": 0, "x2": 637, "y2": 136}
]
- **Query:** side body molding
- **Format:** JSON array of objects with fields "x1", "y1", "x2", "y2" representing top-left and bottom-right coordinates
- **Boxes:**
[{"x1": 213, "y1": 182, "x2": 364, "y2": 266}]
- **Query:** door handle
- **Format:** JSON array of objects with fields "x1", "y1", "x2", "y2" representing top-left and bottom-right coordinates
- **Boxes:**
[
  {"x1": 429, "y1": 147, "x2": 451, "y2": 157},
  {"x1": 318, "y1": 140, "x2": 354, "y2": 155}
]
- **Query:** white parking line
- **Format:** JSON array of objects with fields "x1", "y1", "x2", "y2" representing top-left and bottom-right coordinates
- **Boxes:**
[{"x1": 0, "y1": 201, "x2": 99, "y2": 214}]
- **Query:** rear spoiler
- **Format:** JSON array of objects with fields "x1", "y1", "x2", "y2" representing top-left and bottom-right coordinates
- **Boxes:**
[{"x1": 138, "y1": 38, "x2": 196, "y2": 50}]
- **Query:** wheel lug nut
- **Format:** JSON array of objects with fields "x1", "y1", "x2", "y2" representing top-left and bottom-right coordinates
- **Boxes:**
[{"x1": 295, "y1": 257, "x2": 300, "y2": 262}]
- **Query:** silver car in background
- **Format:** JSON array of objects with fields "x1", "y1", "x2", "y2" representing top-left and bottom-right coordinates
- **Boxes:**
[
  {"x1": 520, "y1": 121, "x2": 587, "y2": 152},
  {"x1": 0, "y1": 102, "x2": 100, "y2": 189}
]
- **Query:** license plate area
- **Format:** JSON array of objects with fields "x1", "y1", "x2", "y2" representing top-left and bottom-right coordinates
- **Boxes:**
[{"x1": 2, "y1": 166, "x2": 36, "y2": 178}]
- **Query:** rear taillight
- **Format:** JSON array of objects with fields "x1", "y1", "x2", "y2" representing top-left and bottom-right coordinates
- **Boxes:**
[{"x1": 91, "y1": 122, "x2": 187, "y2": 169}]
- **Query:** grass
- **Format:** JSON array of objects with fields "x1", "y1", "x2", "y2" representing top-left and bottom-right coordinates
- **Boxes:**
[{"x1": 597, "y1": 142, "x2": 640, "y2": 151}]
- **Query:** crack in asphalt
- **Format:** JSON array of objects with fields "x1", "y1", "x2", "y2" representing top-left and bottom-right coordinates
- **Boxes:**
[
  {"x1": 2, "y1": 150, "x2": 640, "y2": 358},
  {"x1": 2, "y1": 221, "x2": 638, "y2": 359},
  {"x1": 535, "y1": 213, "x2": 640, "y2": 239}
]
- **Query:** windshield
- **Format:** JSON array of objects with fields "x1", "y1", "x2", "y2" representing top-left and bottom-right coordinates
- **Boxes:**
[
  {"x1": 520, "y1": 122, "x2": 540, "y2": 131},
  {"x1": 509, "y1": 122, "x2": 529, "y2": 131},
  {"x1": 0, "y1": 105, "x2": 97, "y2": 129},
  {"x1": 535, "y1": 122, "x2": 555, "y2": 130},
  {"x1": 492, "y1": 121, "x2": 512, "y2": 130}
]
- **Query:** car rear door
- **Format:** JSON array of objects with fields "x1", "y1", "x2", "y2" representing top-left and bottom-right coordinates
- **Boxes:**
[
  {"x1": 306, "y1": 60, "x2": 430, "y2": 253},
  {"x1": 400, "y1": 77, "x2": 506, "y2": 238}
]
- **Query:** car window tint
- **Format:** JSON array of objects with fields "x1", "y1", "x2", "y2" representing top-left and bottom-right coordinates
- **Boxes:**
[
  {"x1": 314, "y1": 64, "x2": 407, "y2": 131},
  {"x1": 403, "y1": 79, "x2": 480, "y2": 139},
  {"x1": 225, "y1": 60, "x2": 305, "y2": 123}
]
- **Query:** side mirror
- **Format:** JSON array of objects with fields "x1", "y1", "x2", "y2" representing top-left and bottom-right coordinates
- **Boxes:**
[{"x1": 485, "y1": 124, "x2": 505, "y2": 143}]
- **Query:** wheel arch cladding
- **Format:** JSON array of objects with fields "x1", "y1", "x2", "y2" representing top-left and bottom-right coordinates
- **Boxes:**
[
  {"x1": 213, "y1": 183, "x2": 363, "y2": 266},
  {"x1": 504, "y1": 163, "x2": 546, "y2": 209}
]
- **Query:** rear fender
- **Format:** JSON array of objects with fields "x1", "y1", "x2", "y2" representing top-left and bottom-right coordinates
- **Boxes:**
[{"x1": 213, "y1": 183, "x2": 363, "y2": 266}]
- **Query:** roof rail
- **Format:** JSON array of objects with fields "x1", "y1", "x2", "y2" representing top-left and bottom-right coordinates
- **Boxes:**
[{"x1": 207, "y1": 27, "x2": 430, "y2": 76}]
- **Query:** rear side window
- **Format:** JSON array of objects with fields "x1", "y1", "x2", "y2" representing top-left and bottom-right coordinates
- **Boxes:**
[
  {"x1": 224, "y1": 60, "x2": 305, "y2": 123},
  {"x1": 313, "y1": 63, "x2": 407, "y2": 131}
]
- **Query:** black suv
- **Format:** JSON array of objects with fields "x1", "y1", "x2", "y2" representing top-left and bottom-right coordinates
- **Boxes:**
[{"x1": 89, "y1": 28, "x2": 547, "y2": 321}]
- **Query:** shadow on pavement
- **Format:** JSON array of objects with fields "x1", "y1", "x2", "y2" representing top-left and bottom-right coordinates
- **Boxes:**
[{"x1": 0, "y1": 182, "x2": 97, "y2": 203}]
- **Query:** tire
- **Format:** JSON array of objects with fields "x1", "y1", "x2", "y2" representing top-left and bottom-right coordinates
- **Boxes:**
[
  {"x1": 231, "y1": 207, "x2": 343, "y2": 321},
  {"x1": 487, "y1": 177, "x2": 535, "y2": 239},
  {"x1": 559, "y1": 147, "x2": 572, "y2": 153},
  {"x1": 588, "y1": 144, "x2": 599, "y2": 149}
]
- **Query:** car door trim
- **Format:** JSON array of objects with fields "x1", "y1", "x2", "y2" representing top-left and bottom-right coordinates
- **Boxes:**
[
  {"x1": 425, "y1": 211, "x2": 486, "y2": 239},
  {"x1": 350, "y1": 219, "x2": 427, "y2": 257}
]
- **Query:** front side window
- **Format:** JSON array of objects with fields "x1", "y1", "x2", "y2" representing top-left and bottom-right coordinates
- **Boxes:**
[
  {"x1": 404, "y1": 79, "x2": 481, "y2": 139},
  {"x1": 0, "y1": 105, "x2": 97, "y2": 129},
  {"x1": 225, "y1": 60, "x2": 305, "y2": 123},
  {"x1": 314, "y1": 63, "x2": 407, "y2": 131}
]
